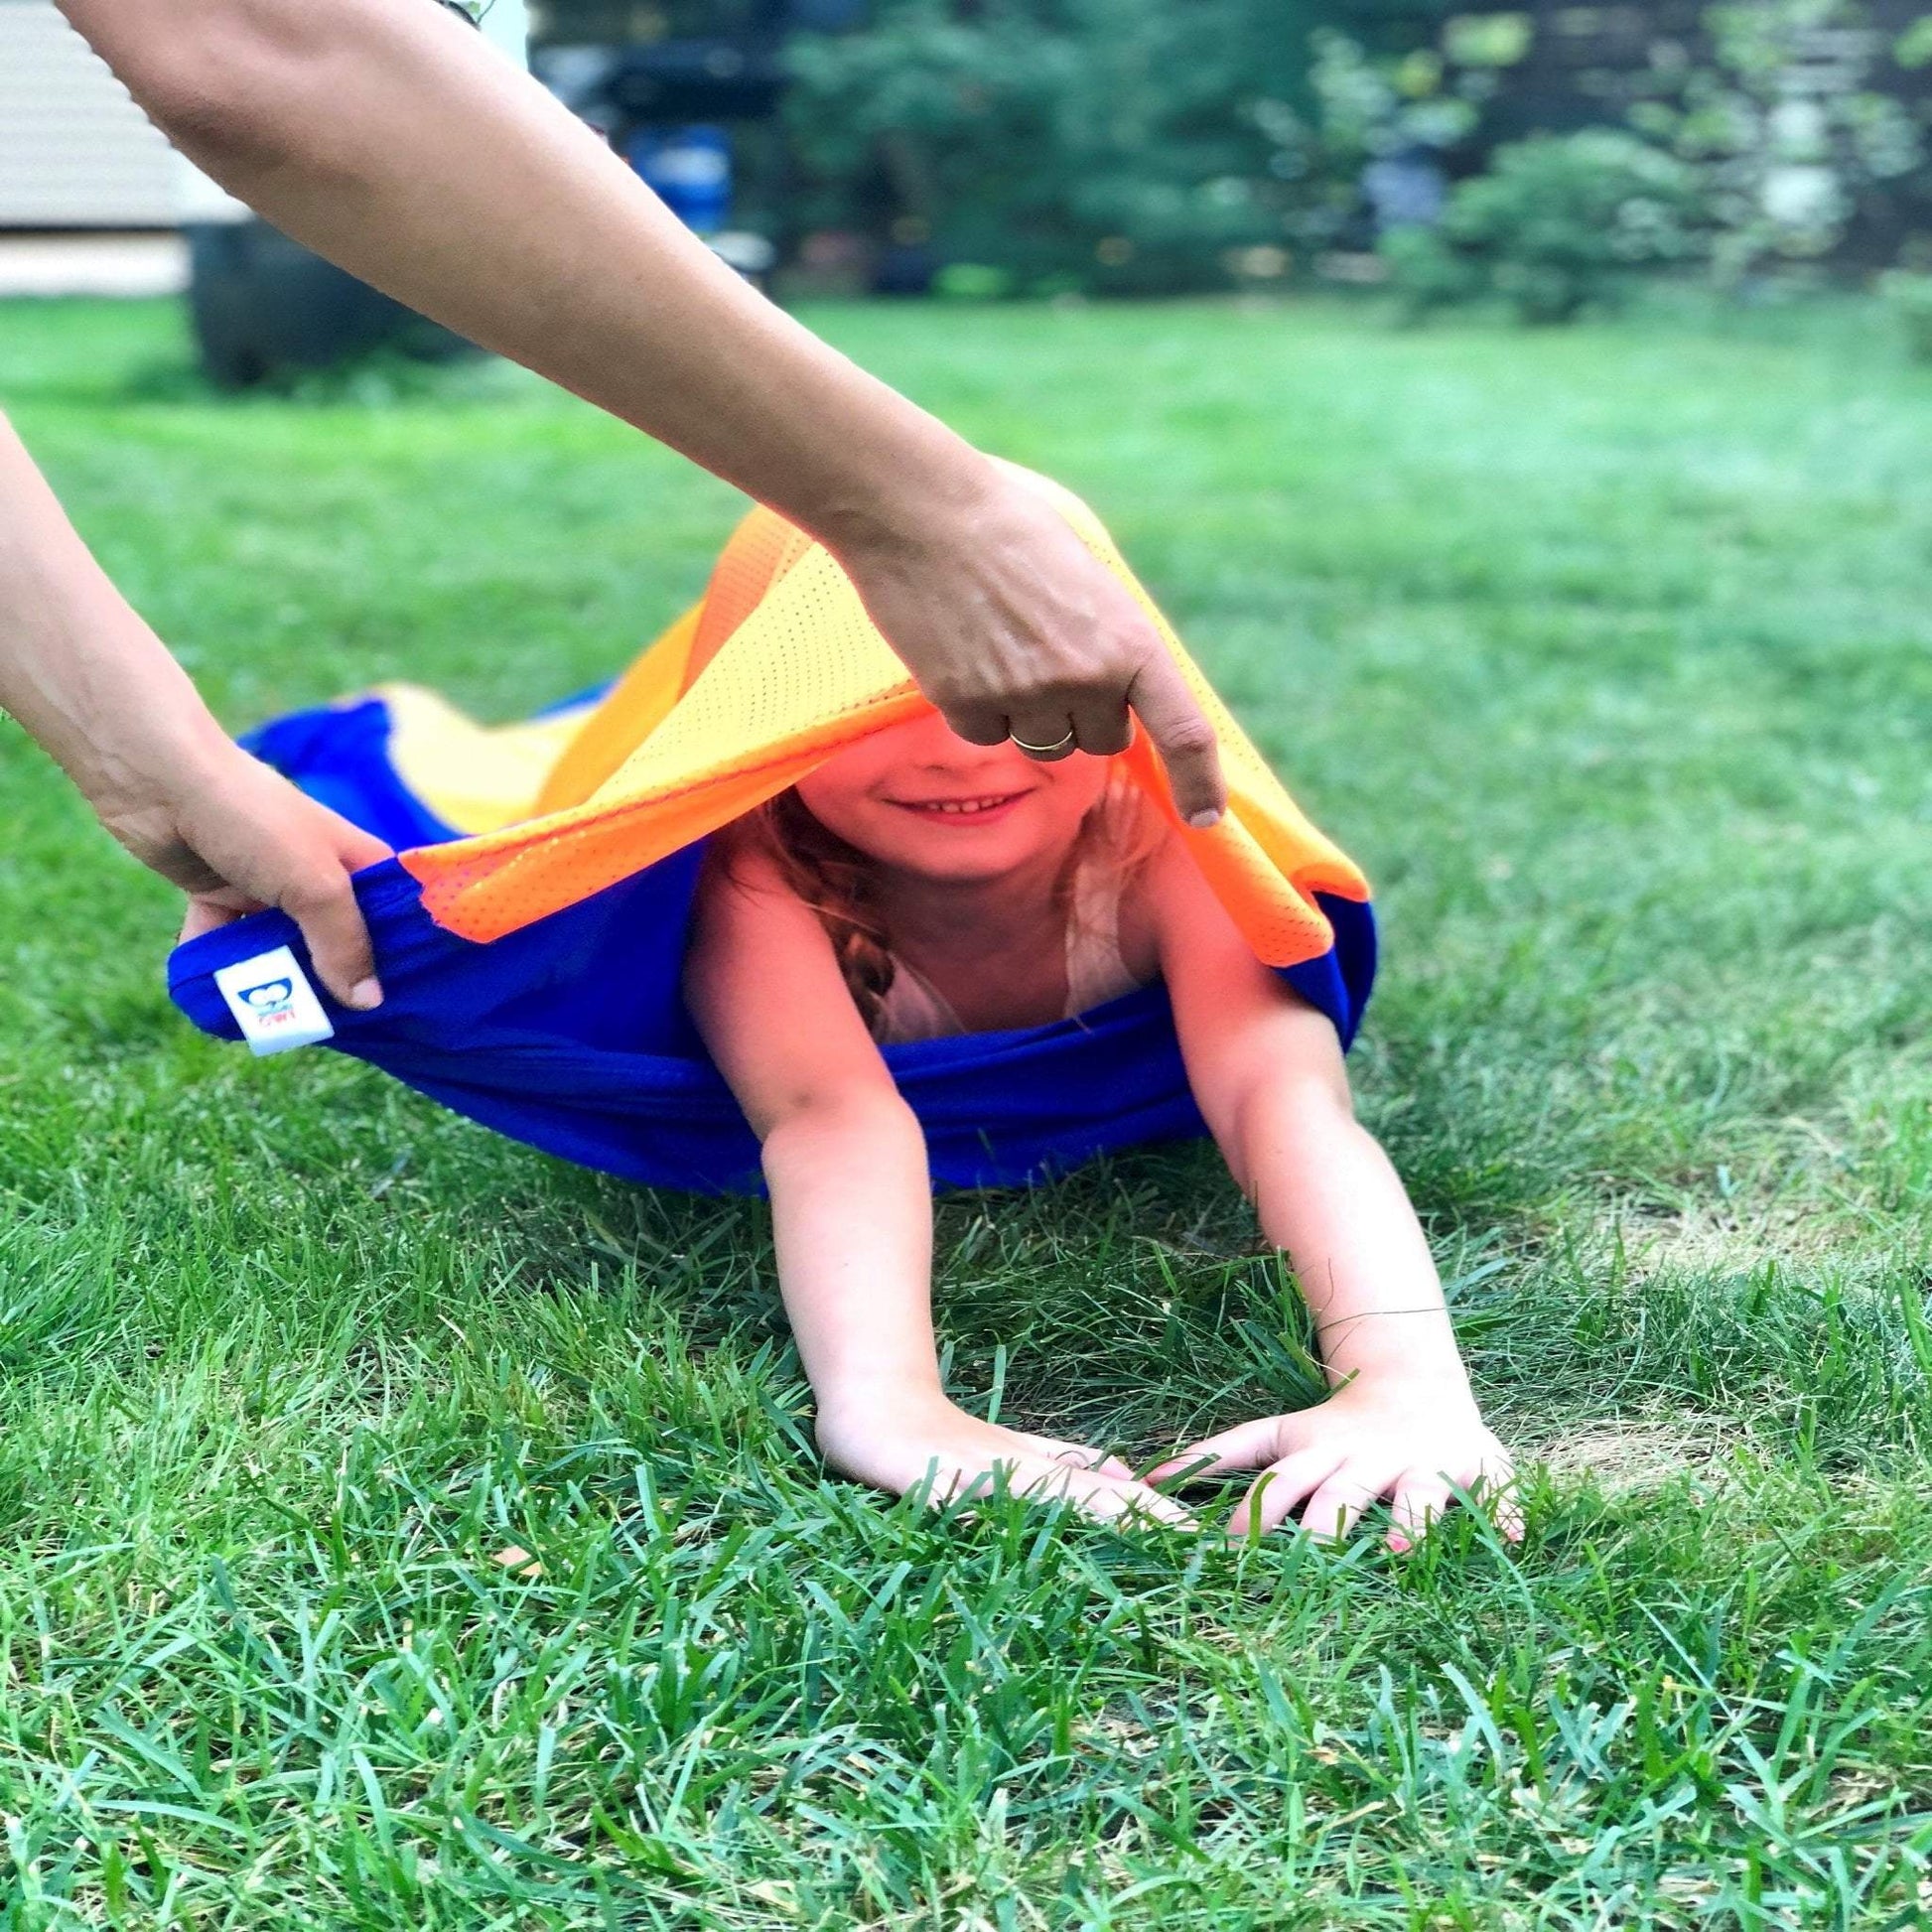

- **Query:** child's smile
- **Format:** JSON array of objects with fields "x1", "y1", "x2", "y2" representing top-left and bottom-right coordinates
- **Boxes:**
[{"x1": 886, "y1": 787, "x2": 1033, "y2": 827}]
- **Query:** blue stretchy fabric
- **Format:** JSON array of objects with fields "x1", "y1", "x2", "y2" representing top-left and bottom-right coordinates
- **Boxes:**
[{"x1": 167, "y1": 695, "x2": 1377, "y2": 1195}]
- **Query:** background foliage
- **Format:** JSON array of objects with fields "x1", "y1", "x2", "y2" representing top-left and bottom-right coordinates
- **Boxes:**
[
  {"x1": 782, "y1": 0, "x2": 1308, "y2": 295},
  {"x1": 780, "y1": 0, "x2": 1932, "y2": 306}
]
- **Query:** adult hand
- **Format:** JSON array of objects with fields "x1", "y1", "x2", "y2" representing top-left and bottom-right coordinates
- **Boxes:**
[
  {"x1": 832, "y1": 467, "x2": 1229, "y2": 826},
  {"x1": 1, "y1": 409, "x2": 390, "y2": 1008},
  {"x1": 108, "y1": 737, "x2": 392, "y2": 1009}
]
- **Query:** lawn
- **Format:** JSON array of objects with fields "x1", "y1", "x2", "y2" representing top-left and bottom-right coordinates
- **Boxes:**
[{"x1": 2, "y1": 293, "x2": 1931, "y2": 1928}]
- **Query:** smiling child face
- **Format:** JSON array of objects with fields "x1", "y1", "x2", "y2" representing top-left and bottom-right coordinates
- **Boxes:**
[{"x1": 793, "y1": 711, "x2": 1112, "y2": 884}]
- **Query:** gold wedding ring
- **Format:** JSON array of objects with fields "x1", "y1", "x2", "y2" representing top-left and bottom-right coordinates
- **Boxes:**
[{"x1": 1010, "y1": 725, "x2": 1077, "y2": 757}]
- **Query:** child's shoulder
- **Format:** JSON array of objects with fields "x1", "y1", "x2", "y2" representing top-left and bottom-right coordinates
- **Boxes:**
[{"x1": 699, "y1": 820, "x2": 795, "y2": 902}]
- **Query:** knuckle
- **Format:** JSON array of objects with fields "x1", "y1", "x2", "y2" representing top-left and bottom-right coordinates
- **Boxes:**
[
  {"x1": 283, "y1": 870, "x2": 350, "y2": 918},
  {"x1": 1159, "y1": 717, "x2": 1220, "y2": 759}
]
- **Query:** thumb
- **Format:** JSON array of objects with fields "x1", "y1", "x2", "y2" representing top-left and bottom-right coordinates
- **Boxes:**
[
  {"x1": 1146, "y1": 1414, "x2": 1295, "y2": 1487},
  {"x1": 280, "y1": 830, "x2": 389, "y2": 1010},
  {"x1": 1125, "y1": 651, "x2": 1226, "y2": 829}
]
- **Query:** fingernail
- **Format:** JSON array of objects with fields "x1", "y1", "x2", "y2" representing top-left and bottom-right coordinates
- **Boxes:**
[
  {"x1": 1186, "y1": 808, "x2": 1223, "y2": 830},
  {"x1": 347, "y1": 977, "x2": 383, "y2": 1011}
]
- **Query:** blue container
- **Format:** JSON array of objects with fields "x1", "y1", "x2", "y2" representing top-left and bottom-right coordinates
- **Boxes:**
[{"x1": 624, "y1": 124, "x2": 732, "y2": 236}]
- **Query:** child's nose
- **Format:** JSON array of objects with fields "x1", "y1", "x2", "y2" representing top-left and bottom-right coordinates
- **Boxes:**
[{"x1": 908, "y1": 709, "x2": 1019, "y2": 765}]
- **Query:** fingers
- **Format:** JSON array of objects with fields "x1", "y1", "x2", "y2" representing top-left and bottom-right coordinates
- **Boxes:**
[
  {"x1": 1050, "y1": 1437, "x2": 1136, "y2": 1475},
  {"x1": 1005, "y1": 712, "x2": 1079, "y2": 760},
  {"x1": 943, "y1": 1454, "x2": 1195, "y2": 1529},
  {"x1": 280, "y1": 869, "x2": 384, "y2": 1011},
  {"x1": 1066, "y1": 694, "x2": 1134, "y2": 759},
  {"x1": 1014, "y1": 1433, "x2": 1136, "y2": 1481},
  {"x1": 1476, "y1": 1456, "x2": 1526, "y2": 1544},
  {"x1": 1051, "y1": 1469, "x2": 1195, "y2": 1529},
  {"x1": 333, "y1": 817, "x2": 394, "y2": 873},
  {"x1": 1228, "y1": 1449, "x2": 1345, "y2": 1539},
  {"x1": 1146, "y1": 1415, "x2": 1297, "y2": 1487},
  {"x1": 940, "y1": 700, "x2": 1011, "y2": 749},
  {"x1": 270, "y1": 804, "x2": 391, "y2": 1009},
  {"x1": 1008, "y1": 696, "x2": 1134, "y2": 760},
  {"x1": 1126, "y1": 652, "x2": 1226, "y2": 828},
  {"x1": 160, "y1": 750, "x2": 392, "y2": 1009},
  {"x1": 1386, "y1": 1471, "x2": 1455, "y2": 1553},
  {"x1": 1299, "y1": 1473, "x2": 1381, "y2": 1548},
  {"x1": 1385, "y1": 1463, "x2": 1517, "y2": 1550}
]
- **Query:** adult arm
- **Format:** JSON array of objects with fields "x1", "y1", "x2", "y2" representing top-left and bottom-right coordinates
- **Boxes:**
[
  {"x1": 0, "y1": 411, "x2": 390, "y2": 1005},
  {"x1": 58, "y1": 0, "x2": 1226, "y2": 820}
]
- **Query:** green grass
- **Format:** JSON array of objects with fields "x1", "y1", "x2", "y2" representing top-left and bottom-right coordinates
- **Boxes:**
[{"x1": 3, "y1": 292, "x2": 1932, "y2": 1927}]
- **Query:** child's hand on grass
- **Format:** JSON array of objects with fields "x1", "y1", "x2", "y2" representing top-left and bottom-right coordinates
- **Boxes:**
[
  {"x1": 816, "y1": 1389, "x2": 1195, "y2": 1529},
  {"x1": 1149, "y1": 1378, "x2": 1520, "y2": 1552}
]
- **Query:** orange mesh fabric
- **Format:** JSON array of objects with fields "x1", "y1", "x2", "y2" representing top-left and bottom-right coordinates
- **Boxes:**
[
  {"x1": 402, "y1": 472, "x2": 1369, "y2": 966},
  {"x1": 685, "y1": 504, "x2": 818, "y2": 685},
  {"x1": 530, "y1": 603, "x2": 702, "y2": 817}
]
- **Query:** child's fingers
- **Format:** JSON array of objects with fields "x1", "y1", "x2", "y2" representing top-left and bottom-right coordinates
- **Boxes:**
[
  {"x1": 1147, "y1": 1416, "x2": 1292, "y2": 1487},
  {"x1": 1227, "y1": 1449, "x2": 1343, "y2": 1538},
  {"x1": 1385, "y1": 1471, "x2": 1455, "y2": 1552},
  {"x1": 1017, "y1": 1457, "x2": 1195, "y2": 1527},
  {"x1": 1298, "y1": 1472, "x2": 1378, "y2": 1547},
  {"x1": 1014, "y1": 1432, "x2": 1135, "y2": 1480},
  {"x1": 1026, "y1": 1459, "x2": 1198, "y2": 1529},
  {"x1": 951, "y1": 1455, "x2": 1195, "y2": 1529},
  {"x1": 1074, "y1": 1479, "x2": 1198, "y2": 1531},
  {"x1": 1469, "y1": 1459, "x2": 1527, "y2": 1544}
]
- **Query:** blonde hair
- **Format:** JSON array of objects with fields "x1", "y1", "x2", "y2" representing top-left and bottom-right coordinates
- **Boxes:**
[{"x1": 728, "y1": 765, "x2": 1162, "y2": 1036}]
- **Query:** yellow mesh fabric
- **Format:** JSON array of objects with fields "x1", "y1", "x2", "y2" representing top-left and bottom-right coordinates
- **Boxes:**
[
  {"x1": 378, "y1": 685, "x2": 602, "y2": 836},
  {"x1": 400, "y1": 474, "x2": 1369, "y2": 965}
]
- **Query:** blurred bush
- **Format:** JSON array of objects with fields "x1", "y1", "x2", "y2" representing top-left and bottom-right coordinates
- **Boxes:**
[
  {"x1": 780, "y1": 0, "x2": 1932, "y2": 311},
  {"x1": 1385, "y1": 132, "x2": 1699, "y2": 325}
]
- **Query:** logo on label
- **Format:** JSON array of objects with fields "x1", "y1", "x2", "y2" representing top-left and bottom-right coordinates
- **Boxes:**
[
  {"x1": 212, "y1": 945, "x2": 337, "y2": 1056},
  {"x1": 238, "y1": 978, "x2": 295, "y2": 1016}
]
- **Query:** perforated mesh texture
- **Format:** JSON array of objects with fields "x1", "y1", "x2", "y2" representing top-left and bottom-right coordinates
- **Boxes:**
[{"x1": 400, "y1": 473, "x2": 1369, "y2": 967}]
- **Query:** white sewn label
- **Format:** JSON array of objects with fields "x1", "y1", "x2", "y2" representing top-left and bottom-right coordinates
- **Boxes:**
[{"x1": 212, "y1": 945, "x2": 336, "y2": 1056}]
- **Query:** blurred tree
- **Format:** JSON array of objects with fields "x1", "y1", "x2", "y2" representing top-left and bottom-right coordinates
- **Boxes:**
[
  {"x1": 782, "y1": 0, "x2": 1315, "y2": 294},
  {"x1": 779, "y1": 2, "x2": 1932, "y2": 295}
]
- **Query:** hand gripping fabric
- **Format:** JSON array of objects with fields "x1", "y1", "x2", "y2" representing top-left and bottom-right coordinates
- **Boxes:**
[{"x1": 168, "y1": 473, "x2": 1376, "y2": 1193}]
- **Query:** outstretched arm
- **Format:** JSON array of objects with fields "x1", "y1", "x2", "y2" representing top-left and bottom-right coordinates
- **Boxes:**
[
  {"x1": 59, "y1": 0, "x2": 1225, "y2": 820},
  {"x1": 1142, "y1": 843, "x2": 1518, "y2": 1549},
  {"x1": 0, "y1": 412, "x2": 390, "y2": 1004},
  {"x1": 682, "y1": 844, "x2": 1188, "y2": 1524}
]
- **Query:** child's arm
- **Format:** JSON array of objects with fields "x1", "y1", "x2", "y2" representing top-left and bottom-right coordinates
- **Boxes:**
[
  {"x1": 683, "y1": 844, "x2": 1188, "y2": 1526},
  {"x1": 1141, "y1": 843, "x2": 1518, "y2": 1550}
]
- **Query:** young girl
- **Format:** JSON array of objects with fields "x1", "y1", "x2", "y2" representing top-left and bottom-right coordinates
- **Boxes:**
[{"x1": 684, "y1": 711, "x2": 1519, "y2": 1549}]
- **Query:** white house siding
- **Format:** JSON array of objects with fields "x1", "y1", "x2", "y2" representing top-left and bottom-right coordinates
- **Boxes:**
[
  {"x1": 0, "y1": 0, "x2": 526, "y2": 231},
  {"x1": 0, "y1": 0, "x2": 174, "y2": 227}
]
